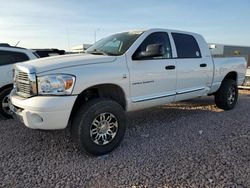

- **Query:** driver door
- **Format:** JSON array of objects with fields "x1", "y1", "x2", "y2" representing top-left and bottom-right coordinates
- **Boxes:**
[{"x1": 127, "y1": 32, "x2": 177, "y2": 109}]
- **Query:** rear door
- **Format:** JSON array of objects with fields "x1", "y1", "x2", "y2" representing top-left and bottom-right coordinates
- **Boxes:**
[{"x1": 171, "y1": 33, "x2": 210, "y2": 101}]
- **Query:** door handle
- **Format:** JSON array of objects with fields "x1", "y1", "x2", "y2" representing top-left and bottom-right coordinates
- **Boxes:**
[
  {"x1": 200, "y1": 63, "x2": 207, "y2": 67},
  {"x1": 165, "y1": 65, "x2": 175, "y2": 70}
]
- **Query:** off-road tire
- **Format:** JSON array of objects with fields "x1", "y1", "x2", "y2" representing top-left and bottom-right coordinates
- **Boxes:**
[
  {"x1": 71, "y1": 98, "x2": 126, "y2": 156},
  {"x1": 215, "y1": 79, "x2": 238, "y2": 110}
]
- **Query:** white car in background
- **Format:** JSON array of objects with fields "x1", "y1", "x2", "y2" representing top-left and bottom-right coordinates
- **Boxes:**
[{"x1": 0, "y1": 44, "x2": 38, "y2": 118}]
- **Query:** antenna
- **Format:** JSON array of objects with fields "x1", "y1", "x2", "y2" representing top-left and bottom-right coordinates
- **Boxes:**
[
  {"x1": 15, "y1": 41, "x2": 21, "y2": 47},
  {"x1": 67, "y1": 30, "x2": 70, "y2": 51}
]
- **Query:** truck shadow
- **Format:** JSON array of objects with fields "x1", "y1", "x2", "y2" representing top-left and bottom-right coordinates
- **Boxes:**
[
  {"x1": 126, "y1": 96, "x2": 220, "y2": 129},
  {"x1": 0, "y1": 115, "x2": 6, "y2": 121}
]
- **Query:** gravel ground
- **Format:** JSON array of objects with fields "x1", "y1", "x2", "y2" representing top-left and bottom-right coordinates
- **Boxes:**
[{"x1": 0, "y1": 90, "x2": 250, "y2": 187}]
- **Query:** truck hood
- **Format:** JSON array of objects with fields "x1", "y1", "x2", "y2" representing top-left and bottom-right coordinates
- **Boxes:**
[{"x1": 22, "y1": 53, "x2": 117, "y2": 73}]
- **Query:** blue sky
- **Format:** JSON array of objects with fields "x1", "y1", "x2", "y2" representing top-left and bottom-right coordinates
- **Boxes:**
[{"x1": 0, "y1": 0, "x2": 250, "y2": 50}]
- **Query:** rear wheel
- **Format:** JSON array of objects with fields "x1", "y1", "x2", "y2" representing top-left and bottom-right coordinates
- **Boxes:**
[
  {"x1": 0, "y1": 87, "x2": 13, "y2": 119},
  {"x1": 71, "y1": 98, "x2": 126, "y2": 156},
  {"x1": 215, "y1": 79, "x2": 238, "y2": 110}
]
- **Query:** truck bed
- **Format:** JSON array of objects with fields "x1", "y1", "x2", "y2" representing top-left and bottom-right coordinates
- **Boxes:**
[{"x1": 210, "y1": 57, "x2": 247, "y2": 93}]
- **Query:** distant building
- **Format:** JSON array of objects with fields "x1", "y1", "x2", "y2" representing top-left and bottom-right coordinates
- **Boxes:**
[{"x1": 71, "y1": 44, "x2": 92, "y2": 53}]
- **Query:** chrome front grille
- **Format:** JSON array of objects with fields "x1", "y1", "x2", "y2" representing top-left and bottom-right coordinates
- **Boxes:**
[
  {"x1": 18, "y1": 82, "x2": 30, "y2": 94},
  {"x1": 14, "y1": 65, "x2": 37, "y2": 98},
  {"x1": 17, "y1": 71, "x2": 29, "y2": 81}
]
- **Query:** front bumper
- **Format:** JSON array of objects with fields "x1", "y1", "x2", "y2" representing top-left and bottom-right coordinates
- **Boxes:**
[{"x1": 10, "y1": 90, "x2": 77, "y2": 130}]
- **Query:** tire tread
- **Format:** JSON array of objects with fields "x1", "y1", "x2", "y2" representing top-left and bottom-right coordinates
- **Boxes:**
[{"x1": 215, "y1": 79, "x2": 238, "y2": 110}]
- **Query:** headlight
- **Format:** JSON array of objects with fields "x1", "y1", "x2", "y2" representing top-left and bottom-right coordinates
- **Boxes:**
[{"x1": 37, "y1": 74, "x2": 75, "y2": 95}]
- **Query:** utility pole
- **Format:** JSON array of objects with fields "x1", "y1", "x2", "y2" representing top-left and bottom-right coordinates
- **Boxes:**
[
  {"x1": 94, "y1": 28, "x2": 100, "y2": 43},
  {"x1": 67, "y1": 29, "x2": 70, "y2": 51}
]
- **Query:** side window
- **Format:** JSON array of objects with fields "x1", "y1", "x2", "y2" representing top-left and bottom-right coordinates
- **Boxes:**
[
  {"x1": 172, "y1": 33, "x2": 201, "y2": 58},
  {"x1": 132, "y1": 32, "x2": 172, "y2": 60},
  {"x1": 0, "y1": 50, "x2": 29, "y2": 66}
]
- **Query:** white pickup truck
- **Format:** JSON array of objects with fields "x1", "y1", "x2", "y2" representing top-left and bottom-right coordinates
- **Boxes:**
[{"x1": 10, "y1": 29, "x2": 246, "y2": 155}]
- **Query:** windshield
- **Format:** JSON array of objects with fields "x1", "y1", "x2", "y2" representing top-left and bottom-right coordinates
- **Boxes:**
[{"x1": 86, "y1": 31, "x2": 143, "y2": 56}]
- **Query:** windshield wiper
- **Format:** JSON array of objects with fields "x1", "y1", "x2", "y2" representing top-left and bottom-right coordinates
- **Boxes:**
[
  {"x1": 87, "y1": 49, "x2": 117, "y2": 56},
  {"x1": 88, "y1": 50, "x2": 107, "y2": 55}
]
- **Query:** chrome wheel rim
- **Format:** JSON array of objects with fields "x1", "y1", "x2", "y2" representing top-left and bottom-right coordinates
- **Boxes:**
[
  {"x1": 90, "y1": 112, "x2": 118, "y2": 145},
  {"x1": 2, "y1": 94, "x2": 11, "y2": 115},
  {"x1": 228, "y1": 86, "x2": 236, "y2": 105}
]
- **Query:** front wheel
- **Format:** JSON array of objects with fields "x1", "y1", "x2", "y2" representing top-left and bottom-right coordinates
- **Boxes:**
[
  {"x1": 215, "y1": 79, "x2": 238, "y2": 110},
  {"x1": 0, "y1": 87, "x2": 13, "y2": 119},
  {"x1": 71, "y1": 98, "x2": 126, "y2": 156}
]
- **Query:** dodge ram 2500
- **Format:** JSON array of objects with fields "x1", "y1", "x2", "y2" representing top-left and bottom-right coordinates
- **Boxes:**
[{"x1": 9, "y1": 29, "x2": 247, "y2": 155}]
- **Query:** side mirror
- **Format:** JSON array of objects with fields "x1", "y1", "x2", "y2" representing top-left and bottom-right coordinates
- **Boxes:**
[{"x1": 135, "y1": 44, "x2": 164, "y2": 60}]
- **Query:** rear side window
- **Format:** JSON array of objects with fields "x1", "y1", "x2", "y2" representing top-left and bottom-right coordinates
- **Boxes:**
[
  {"x1": 0, "y1": 50, "x2": 29, "y2": 66},
  {"x1": 172, "y1": 33, "x2": 201, "y2": 58}
]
